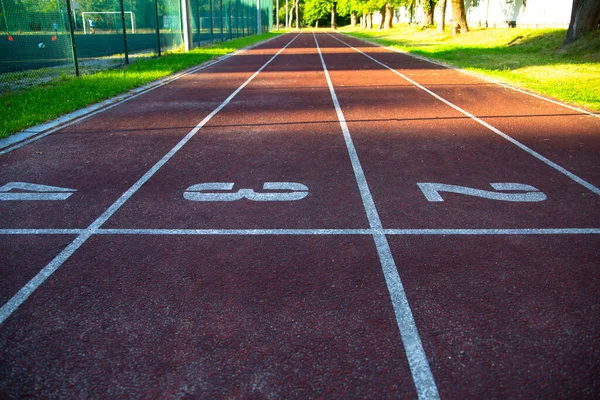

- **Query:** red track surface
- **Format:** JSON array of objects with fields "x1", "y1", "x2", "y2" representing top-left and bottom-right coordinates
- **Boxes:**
[{"x1": 0, "y1": 32, "x2": 599, "y2": 398}]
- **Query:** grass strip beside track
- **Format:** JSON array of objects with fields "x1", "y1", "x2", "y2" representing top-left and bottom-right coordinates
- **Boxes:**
[
  {"x1": 340, "y1": 26, "x2": 600, "y2": 113},
  {"x1": 0, "y1": 32, "x2": 283, "y2": 139}
]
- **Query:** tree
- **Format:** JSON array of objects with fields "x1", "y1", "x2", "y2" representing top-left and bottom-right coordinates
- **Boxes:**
[
  {"x1": 451, "y1": 0, "x2": 468, "y2": 34},
  {"x1": 423, "y1": 0, "x2": 437, "y2": 26},
  {"x1": 304, "y1": 0, "x2": 330, "y2": 26},
  {"x1": 564, "y1": 0, "x2": 600, "y2": 44},
  {"x1": 437, "y1": 0, "x2": 447, "y2": 32}
]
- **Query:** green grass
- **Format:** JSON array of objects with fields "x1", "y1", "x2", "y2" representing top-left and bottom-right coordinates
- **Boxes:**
[
  {"x1": 340, "y1": 25, "x2": 600, "y2": 112},
  {"x1": 0, "y1": 33, "x2": 281, "y2": 138}
]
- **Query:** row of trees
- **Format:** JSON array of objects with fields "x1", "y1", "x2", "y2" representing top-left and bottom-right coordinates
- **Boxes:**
[
  {"x1": 289, "y1": 0, "x2": 468, "y2": 34},
  {"x1": 281, "y1": 0, "x2": 599, "y2": 44}
]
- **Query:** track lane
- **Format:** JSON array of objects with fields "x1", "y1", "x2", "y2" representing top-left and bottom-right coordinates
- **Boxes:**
[
  {"x1": 0, "y1": 33, "x2": 300, "y2": 325},
  {"x1": 317, "y1": 32, "x2": 600, "y2": 398},
  {"x1": 0, "y1": 34, "x2": 296, "y2": 230},
  {"x1": 331, "y1": 33, "x2": 600, "y2": 189},
  {"x1": 0, "y1": 33, "x2": 423, "y2": 398},
  {"x1": 316, "y1": 33, "x2": 599, "y2": 230}
]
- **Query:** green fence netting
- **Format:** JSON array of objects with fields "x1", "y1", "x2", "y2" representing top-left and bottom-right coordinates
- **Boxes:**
[{"x1": 0, "y1": 0, "x2": 272, "y2": 92}]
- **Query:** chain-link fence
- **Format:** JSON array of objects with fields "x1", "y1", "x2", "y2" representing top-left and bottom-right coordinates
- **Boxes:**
[{"x1": 0, "y1": 0, "x2": 272, "y2": 92}]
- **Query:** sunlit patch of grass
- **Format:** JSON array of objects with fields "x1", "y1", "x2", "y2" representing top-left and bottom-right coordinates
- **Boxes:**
[
  {"x1": 0, "y1": 33, "x2": 281, "y2": 138},
  {"x1": 341, "y1": 25, "x2": 600, "y2": 111}
]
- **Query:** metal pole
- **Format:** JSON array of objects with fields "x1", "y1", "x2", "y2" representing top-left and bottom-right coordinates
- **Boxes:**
[
  {"x1": 209, "y1": 0, "x2": 214, "y2": 40},
  {"x1": 181, "y1": 0, "x2": 191, "y2": 51},
  {"x1": 220, "y1": 0, "x2": 224, "y2": 42},
  {"x1": 256, "y1": 0, "x2": 260, "y2": 34},
  {"x1": 276, "y1": 0, "x2": 279, "y2": 30},
  {"x1": 229, "y1": 0, "x2": 232, "y2": 39},
  {"x1": 196, "y1": 0, "x2": 201, "y2": 38},
  {"x1": 154, "y1": 0, "x2": 161, "y2": 56},
  {"x1": 65, "y1": 0, "x2": 79, "y2": 76},
  {"x1": 118, "y1": 0, "x2": 129, "y2": 64}
]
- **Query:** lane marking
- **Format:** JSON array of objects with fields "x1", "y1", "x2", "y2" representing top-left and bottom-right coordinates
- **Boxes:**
[
  {"x1": 0, "y1": 229, "x2": 84, "y2": 235},
  {"x1": 418, "y1": 182, "x2": 546, "y2": 202},
  {"x1": 327, "y1": 33, "x2": 600, "y2": 197},
  {"x1": 0, "y1": 182, "x2": 76, "y2": 201},
  {"x1": 1, "y1": 228, "x2": 598, "y2": 235},
  {"x1": 184, "y1": 182, "x2": 309, "y2": 202},
  {"x1": 336, "y1": 33, "x2": 600, "y2": 119},
  {"x1": 313, "y1": 32, "x2": 440, "y2": 400},
  {"x1": 384, "y1": 228, "x2": 600, "y2": 235},
  {"x1": 96, "y1": 228, "x2": 370, "y2": 235},
  {"x1": 0, "y1": 33, "x2": 301, "y2": 326},
  {"x1": 0, "y1": 35, "x2": 290, "y2": 156}
]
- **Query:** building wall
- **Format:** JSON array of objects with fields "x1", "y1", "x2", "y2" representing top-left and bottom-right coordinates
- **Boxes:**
[{"x1": 371, "y1": 0, "x2": 572, "y2": 29}]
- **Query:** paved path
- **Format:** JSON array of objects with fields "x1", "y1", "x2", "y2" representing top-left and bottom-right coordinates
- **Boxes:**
[{"x1": 1, "y1": 32, "x2": 599, "y2": 398}]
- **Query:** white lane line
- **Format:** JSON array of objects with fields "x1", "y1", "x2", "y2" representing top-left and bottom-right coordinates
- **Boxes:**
[
  {"x1": 313, "y1": 32, "x2": 440, "y2": 400},
  {"x1": 96, "y1": 228, "x2": 371, "y2": 235},
  {"x1": 328, "y1": 34, "x2": 600, "y2": 197},
  {"x1": 355, "y1": 37, "x2": 600, "y2": 119},
  {"x1": 0, "y1": 35, "x2": 287, "y2": 156},
  {"x1": 0, "y1": 34, "x2": 301, "y2": 326},
  {"x1": 2, "y1": 227, "x2": 599, "y2": 235},
  {"x1": 0, "y1": 229, "x2": 84, "y2": 235},
  {"x1": 384, "y1": 228, "x2": 600, "y2": 235}
]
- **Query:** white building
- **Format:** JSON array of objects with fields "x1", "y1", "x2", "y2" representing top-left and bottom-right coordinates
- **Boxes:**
[{"x1": 373, "y1": 0, "x2": 572, "y2": 29}]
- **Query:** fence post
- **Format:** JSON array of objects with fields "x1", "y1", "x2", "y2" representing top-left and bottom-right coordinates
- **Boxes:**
[
  {"x1": 65, "y1": 0, "x2": 79, "y2": 76},
  {"x1": 196, "y1": 0, "x2": 201, "y2": 39},
  {"x1": 220, "y1": 0, "x2": 224, "y2": 42},
  {"x1": 209, "y1": 0, "x2": 214, "y2": 41},
  {"x1": 154, "y1": 0, "x2": 161, "y2": 56},
  {"x1": 118, "y1": 0, "x2": 129, "y2": 64},
  {"x1": 229, "y1": 0, "x2": 232, "y2": 40},
  {"x1": 256, "y1": 0, "x2": 260, "y2": 35},
  {"x1": 181, "y1": 0, "x2": 191, "y2": 51}
]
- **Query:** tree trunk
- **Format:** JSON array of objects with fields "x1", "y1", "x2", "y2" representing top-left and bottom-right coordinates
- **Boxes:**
[
  {"x1": 564, "y1": 0, "x2": 600, "y2": 44},
  {"x1": 295, "y1": 0, "x2": 299, "y2": 29},
  {"x1": 288, "y1": 0, "x2": 296, "y2": 28},
  {"x1": 423, "y1": 0, "x2": 435, "y2": 26},
  {"x1": 438, "y1": 0, "x2": 447, "y2": 32},
  {"x1": 383, "y1": 3, "x2": 394, "y2": 29},
  {"x1": 361, "y1": 13, "x2": 366, "y2": 28},
  {"x1": 367, "y1": 13, "x2": 372, "y2": 29},
  {"x1": 451, "y1": 0, "x2": 468, "y2": 34},
  {"x1": 331, "y1": 1, "x2": 337, "y2": 29},
  {"x1": 351, "y1": 12, "x2": 357, "y2": 27},
  {"x1": 378, "y1": 6, "x2": 386, "y2": 29},
  {"x1": 315, "y1": 20, "x2": 319, "y2": 28}
]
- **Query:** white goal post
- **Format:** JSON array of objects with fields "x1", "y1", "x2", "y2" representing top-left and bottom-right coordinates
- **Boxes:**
[{"x1": 81, "y1": 11, "x2": 136, "y2": 34}]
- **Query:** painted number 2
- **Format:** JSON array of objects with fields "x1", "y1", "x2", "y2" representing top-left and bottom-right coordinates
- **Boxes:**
[
  {"x1": 418, "y1": 182, "x2": 547, "y2": 202},
  {"x1": 184, "y1": 182, "x2": 309, "y2": 202}
]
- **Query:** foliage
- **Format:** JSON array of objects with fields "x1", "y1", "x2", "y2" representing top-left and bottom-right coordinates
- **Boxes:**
[{"x1": 303, "y1": 0, "x2": 330, "y2": 25}]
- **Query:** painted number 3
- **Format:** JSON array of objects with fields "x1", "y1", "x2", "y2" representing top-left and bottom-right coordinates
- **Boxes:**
[{"x1": 184, "y1": 182, "x2": 309, "y2": 202}]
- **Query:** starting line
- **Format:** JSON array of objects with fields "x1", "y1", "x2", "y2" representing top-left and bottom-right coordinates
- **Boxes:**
[{"x1": 1, "y1": 228, "x2": 599, "y2": 235}]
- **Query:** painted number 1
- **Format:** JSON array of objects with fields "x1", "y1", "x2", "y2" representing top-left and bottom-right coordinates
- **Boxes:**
[{"x1": 418, "y1": 182, "x2": 547, "y2": 202}]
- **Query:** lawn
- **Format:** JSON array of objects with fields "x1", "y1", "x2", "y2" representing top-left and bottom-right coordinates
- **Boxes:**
[{"x1": 340, "y1": 25, "x2": 600, "y2": 112}]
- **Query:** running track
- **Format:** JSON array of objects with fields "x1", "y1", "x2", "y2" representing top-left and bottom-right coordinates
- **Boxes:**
[{"x1": 0, "y1": 32, "x2": 599, "y2": 398}]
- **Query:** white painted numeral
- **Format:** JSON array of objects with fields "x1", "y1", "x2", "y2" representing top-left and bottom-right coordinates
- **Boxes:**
[
  {"x1": 184, "y1": 182, "x2": 309, "y2": 202},
  {"x1": 417, "y1": 182, "x2": 546, "y2": 202},
  {"x1": 0, "y1": 182, "x2": 76, "y2": 201}
]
